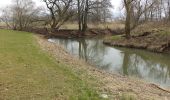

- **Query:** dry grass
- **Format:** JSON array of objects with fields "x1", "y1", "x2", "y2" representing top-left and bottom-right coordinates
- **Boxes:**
[
  {"x1": 37, "y1": 34, "x2": 170, "y2": 100},
  {"x1": 119, "y1": 92, "x2": 137, "y2": 100},
  {"x1": 131, "y1": 22, "x2": 170, "y2": 35},
  {"x1": 60, "y1": 22, "x2": 124, "y2": 30},
  {"x1": 0, "y1": 21, "x2": 125, "y2": 31}
]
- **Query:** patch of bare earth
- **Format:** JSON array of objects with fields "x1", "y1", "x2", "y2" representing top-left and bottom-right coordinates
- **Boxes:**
[{"x1": 35, "y1": 35, "x2": 170, "y2": 100}]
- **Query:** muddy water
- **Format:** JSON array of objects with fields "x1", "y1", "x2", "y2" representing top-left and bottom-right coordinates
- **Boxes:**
[{"x1": 49, "y1": 37, "x2": 170, "y2": 88}]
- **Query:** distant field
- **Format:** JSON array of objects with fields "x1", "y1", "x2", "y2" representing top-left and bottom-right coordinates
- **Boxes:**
[
  {"x1": 0, "y1": 21, "x2": 125, "y2": 30},
  {"x1": 60, "y1": 22, "x2": 125, "y2": 30}
]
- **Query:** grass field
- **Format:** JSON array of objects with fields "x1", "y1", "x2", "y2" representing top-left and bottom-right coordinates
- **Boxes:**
[
  {"x1": 0, "y1": 29, "x2": 100, "y2": 100},
  {"x1": 60, "y1": 22, "x2": 124, "y2": 30}
]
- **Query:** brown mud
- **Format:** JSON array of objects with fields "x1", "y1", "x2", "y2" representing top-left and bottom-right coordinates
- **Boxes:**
[{"x1": 26, "y1": 28, "x2": 122, "y2": 38}]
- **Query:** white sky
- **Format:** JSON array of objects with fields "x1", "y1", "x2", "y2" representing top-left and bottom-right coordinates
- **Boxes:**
[
  {"x1": 111, "y1": 0, "x2": 123, "y2": 18},
  {"x1": 0, "y1": 0, "x2": 123, "y2": 17}
]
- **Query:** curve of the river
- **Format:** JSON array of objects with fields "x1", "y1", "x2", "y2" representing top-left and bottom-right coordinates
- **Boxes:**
[{"x1": 48, "y1": 37, "x2": 170, "y2": 88}]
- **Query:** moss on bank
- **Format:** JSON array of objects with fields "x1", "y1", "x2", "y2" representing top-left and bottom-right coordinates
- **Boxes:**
[{"x1": 111, "y1": 35, "x2": 123, "y2": 40}]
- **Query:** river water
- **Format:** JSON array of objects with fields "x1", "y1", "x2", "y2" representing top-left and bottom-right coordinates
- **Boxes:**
[{"x1": 48, "y1": 37, "x2": 170, "y2": 88}]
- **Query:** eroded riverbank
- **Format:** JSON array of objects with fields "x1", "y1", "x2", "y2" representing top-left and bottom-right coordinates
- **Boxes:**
[
  {"x1": 103, "y1": 24, "x2": 170, "y2": 53},
  {"x1": 36, "y1": 34, "x2": 170, "y2": 100},
  {"x1": 103, "y1": 32, "x2": 170, "y2": 53}
]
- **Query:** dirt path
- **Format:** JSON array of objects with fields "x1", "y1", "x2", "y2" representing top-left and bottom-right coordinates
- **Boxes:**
[{"x1": 36, "y1": 35, "x2": 170, "y2": 100}]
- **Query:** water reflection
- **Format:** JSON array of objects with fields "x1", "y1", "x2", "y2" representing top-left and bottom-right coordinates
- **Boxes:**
[{"x1": 49, "y1": 38, "x2": 170, "y2": 87}]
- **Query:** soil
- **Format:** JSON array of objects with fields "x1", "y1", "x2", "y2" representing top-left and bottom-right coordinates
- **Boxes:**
[
  {"x1": 104, "y1": 31, "x2": 170, "y2": 53},
  {"x1": 35, "y1": 34, "x2": 170, "y2": 100},
  {"x1": 26, "y1": 28, "x2": 122, "y2": 38}
]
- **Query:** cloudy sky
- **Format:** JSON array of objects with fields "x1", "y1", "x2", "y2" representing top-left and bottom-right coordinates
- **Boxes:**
[{"x1": 0, "y1": 0, "x2": 123, "y2": 17}]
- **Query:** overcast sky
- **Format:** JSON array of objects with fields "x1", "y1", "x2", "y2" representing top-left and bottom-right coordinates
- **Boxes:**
[{"x1": 0, "y1": 0, "x2": 123, "y2": 17}]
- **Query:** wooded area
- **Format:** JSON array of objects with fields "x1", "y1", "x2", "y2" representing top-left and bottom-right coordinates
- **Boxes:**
[
  {"x1": 0, "y1": 0, "x2": 112, "y2": 33},
  {"x1": 1, "y1": 0, "x2": 170, "y2": 38},
  {"x1": 124, "y1": 0, "x2": 170, "y2": 38}
]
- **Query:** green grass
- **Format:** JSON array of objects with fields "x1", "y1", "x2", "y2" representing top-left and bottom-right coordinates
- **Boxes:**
[
  {"x1": 111, "y1": 35, "x2": 123, "y2": 40},
  {"x1": 0, "y1": 29, "x2": 101, "y2": 100}
]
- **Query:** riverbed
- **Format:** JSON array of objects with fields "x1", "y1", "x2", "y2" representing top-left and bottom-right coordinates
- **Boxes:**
[{"x1": 48, "y1": 37, "x2": 170, "y2": 88}]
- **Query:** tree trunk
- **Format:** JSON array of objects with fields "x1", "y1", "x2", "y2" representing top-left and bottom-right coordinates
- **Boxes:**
[
  {"x1": 78, "y1": 0, "x2": 82, "y2": 32},
  {"x1": 124, "y1": 0, "x2": 131, "y2": 39},
  {"x1": 144, "y1": 0, "x2": 148, "y2": 21},
  {"x1": 82, "y1": 0, "x2": 89, "y2": 34},
  {"x1": 168, "y1": 0, "x2": 170, "y2": 21}
]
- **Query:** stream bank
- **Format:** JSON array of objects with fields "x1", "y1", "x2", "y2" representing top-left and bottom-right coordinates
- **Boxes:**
[
  {"x1": 36, "y1": 34, "x2": 170, "y2": 100},
  {"x1": 26, "y1": 28, "x2": 121, "y2": 38},
  {"x1": 104, "y1": 30, "x2": 170, "y2": 53}
]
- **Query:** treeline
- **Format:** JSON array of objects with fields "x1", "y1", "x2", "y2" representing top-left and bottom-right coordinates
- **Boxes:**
[
  {"x1": 123, "y1": 0, "x2": 170, "y2": 38},
  {"x1": 0, "y1": 0, "x2": 112, "y2": 34},
  {"x1": 0, "y1": 0, "x2": 41, "y2": 30},
  {"x1": 1, "y1": 0, "x2": 170, "y2": 37}
]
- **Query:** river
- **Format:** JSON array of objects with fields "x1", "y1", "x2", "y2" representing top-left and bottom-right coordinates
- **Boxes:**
[{"x1": 48, "y1": 37, "x2": 170, "y2": 88}]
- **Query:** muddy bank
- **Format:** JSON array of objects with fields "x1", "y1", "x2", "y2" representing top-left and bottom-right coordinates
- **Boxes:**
[
  {"x1": 35, "y1": 34, "x2": 170, "y2": 99},
  {"x1": 104, "y1": 31, "x2": 170, "y2": 53},
  {"x1": 26, "y1": 28, "x2": 122, "y2": 38}
]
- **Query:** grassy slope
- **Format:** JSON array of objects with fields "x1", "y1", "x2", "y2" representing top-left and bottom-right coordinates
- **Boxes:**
[{"x1": 0, "y1": 30, "x2": 100, "y2": 100}]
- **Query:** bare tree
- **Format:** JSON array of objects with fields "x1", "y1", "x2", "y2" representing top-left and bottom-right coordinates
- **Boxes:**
[
  {"x1": 168, "y1": 0, "x2": 170, "y2": 21},
  {"x1": 77, "y1": 0, "x2": 112, "y2": 35},
  {"x1": 123, "y1": 0, "x2": 158, "y2": 39},
  {"x1": 43, "y1": 0, "x2": 75, "y2": 30},
  {"x1": 1, "y1": 0, "x2": 41, "y2": 30},
  {"x1": 89, "y1": 0, "x2": 112, "y2": 23},
  {"x1": 131, "y1": 0, "x2": 157, "y2": 28},
  {"x1": 77, "y1": 0, "x2": 89, "y2": 34},
  {"x1": 124, "y1": 0, "x2": 133, "y2": 39},
  {"x1": 1, "y1": 7, "x2": 15, "y2": 29}
]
